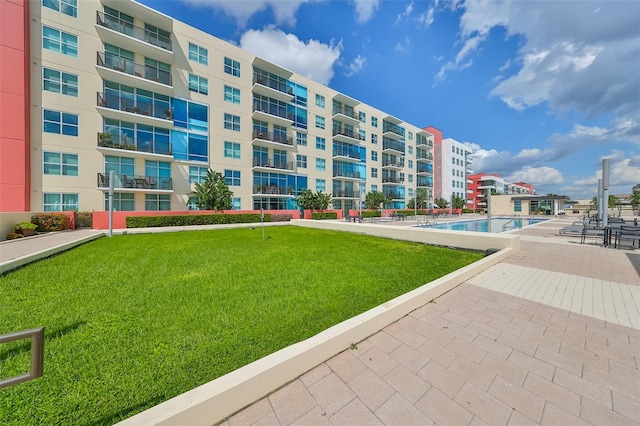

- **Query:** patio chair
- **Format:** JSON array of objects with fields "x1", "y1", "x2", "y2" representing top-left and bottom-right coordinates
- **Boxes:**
[
  {"x1": 580, "y1": 222, "x2": 605, "y2": 245},
  {"x1": 614, "y1": 226, "x2": 640, "y2": 249}
]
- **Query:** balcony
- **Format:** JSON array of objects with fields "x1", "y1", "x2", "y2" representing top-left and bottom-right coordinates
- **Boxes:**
[
  {"x1": 97, "y1": 132, "x2": 172, "y2": 157},
  {"x1": 97, "y1": 173, "x2": 172, "y2": 191},
  {"x1": 382, "y1": 177, "x2": 403, "y2": 185},
  {"x1": 96, "y1": 52, "x2": 171, "y2": 92},
  {"x1": 97, "y1": 92, "x2": 173, "y2": 128},
  {"x1": 95, "y1": 11, "x2": 172, "y2": 63},
  {"x1": 332, "y1": 147, "x2": 361, "y2": 162},
  {"x1": 252, "y1": 157, "x2": 294, "y2": 172},
  {"x1": 252, "y1": 100, "x2": 293, "y2": 126},
  {"x1": 252, "y1": 130, "x2": 294, "y2": 149},
  {"x1": 333, "y1": 170, "x2": 362, "y2": 180},
  {"x1": 252, "y1": 74, "x2": 293, "y2": 103},
  {"x1": 382, "y1": 160, "x2": 404, "y2": 170},
  {"x1": 383, "y1": 191, "x2": 404, "y2": 200},
  {"x1": 382, "y1": 139, "x2": 405, "y2": 154},
  {"x1": 416, "y1": 137, "x2": 434, "y2": 148},
  {"x1": 332, "y1": 189, "x2": 360, "y2": 199},
  {"x1": 416, "y1": 164, "x2": 433, "y2": 175},
  {"x1": 332, "y1": 106, "x2": 359, "y2": 125},
  {"x1": 382, "y1": 122, "x2": 404, "y2": 141},
  {"x1": 252, "y1": 184, "x2": 292, "y2": 196},
  {"x1": 332, "y1": 125, "x2": 363, "y2": 145},
  {"x1": 416, "y1": 177, "x2": 433, "y2": 188}
]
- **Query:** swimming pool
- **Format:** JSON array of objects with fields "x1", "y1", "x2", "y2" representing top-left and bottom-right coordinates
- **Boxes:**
[{"x1": 425, "y1": 217, "x2": 549, "y2": 233}]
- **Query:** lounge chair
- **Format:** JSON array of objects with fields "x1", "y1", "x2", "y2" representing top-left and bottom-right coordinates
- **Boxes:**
[
  {"x1": 614, "y1": 226, "x2": 640, "y2": 249},
  {"x1": 580, "y1": 222, "x2": 605, "y2": 245}
]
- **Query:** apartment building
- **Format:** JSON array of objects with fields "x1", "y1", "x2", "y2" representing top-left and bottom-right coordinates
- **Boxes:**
[
  {"x1": 441, "y1": 137, "x2": 473, "y2": 205},
  {"x1": 0, "y1": 0, "x2": 435, "y2": 214},
  {"x1": 467, "y1": 173, "x2": 534, "y2": 211}
]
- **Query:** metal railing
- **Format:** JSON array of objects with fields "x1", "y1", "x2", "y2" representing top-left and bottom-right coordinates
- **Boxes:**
[
  {"x1": 382, "y1": 122, "x2": 404, "y2": 137},
  {"x1": 252, "y1": 75, "x2": 292, "y2": 95},
  {"x1": 382, "y1": 176, "x2": 403, "y2": 184},
  {"x1": 97, "y1": 52, "x2": 172, "y2": 86},
  {"x1": 333, "y1": 189, "x2": 360, "y2": 198},
  {"x1": 252, "y1": 184, "x2": 292, "y2": 195},
  {"x1": 96, "y1": 11, "x2": 172, "y2": 51},
  {"x1": 97, "y1": 132, "x2": 172, "y2": 155},
  {"x1": 97, "y1": 173, "x2": 172, "y2": 190},
  {"x1": 332, "y1": 106, "x2": 358, "y2": 120},
  {"x1": 333, "y1": 147, "x2": 361, "y2": 160},
  {"x1": 332, "y1": 126, "x2": 364, "y2": 141},
  {"x1": 382, "y1": 139, "x2": 405, "y2": 153},
  {"x1": 333, "y1": 170, "x2": 361, "y2": 179},
  {"x1": 252, "y1": 130, "x2": 293, "y2": 146},
  {"x1": 502, "y1": 215, "x2": 522, "y2": 231},
  {"x1": 97, "y1": 92, "x2": 173, "y2": 121},
  {"x1": 252, "y1": 158, "x2": 294, "y2": 171},
  {"x1": 252, "y1": 100, "x2": 293, "y2": 121},
  {"x1": 0, "y1": 327, "x2": 44, "y2": 389}
]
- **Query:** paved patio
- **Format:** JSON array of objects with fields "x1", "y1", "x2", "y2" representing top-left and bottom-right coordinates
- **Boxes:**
[{"x1": 223, "y1": 216, "x2": 640, "y2": 425}]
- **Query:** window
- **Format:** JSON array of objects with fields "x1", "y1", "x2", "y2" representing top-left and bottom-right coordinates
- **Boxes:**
[
  {"x1": 144, "y1": 58, "x2": 171, "y2": 85},
  {"x1": 371, "y1": 168, "x2": 378, "y2": 178},
  {"x1": 315, "y1": 136, "x2": 325, "y2": 150},
  {"x1": 371, "y1": 184, "x2": 378, "y2": 192},
  {"x1": 408, "y1": 189, "x2": 414, "y2": 197},
  {"x1": 188, "y1": 166, "x2": 208, "y2": 183},
  {"x1": 408, "y1": 174, "x2": 413, "y2": 183},
  {"x1": 231, "y1": 197, "x2": 241, "y2": 210},
  {"x1": 452, "y1": 146, "x2": 455, "y2": 153},
  {"x1": 224, "y1": 85, "x2": 241, "y2": 104},
  {"x1": 43, "y1": 152, "x2": 78, "y2": 176},
  {"x1": 42, "y1": 26, "x2": 77, "y2": 57},
  {"x1": 315, "y1": 94, "x2": 325, "y2": 108},
  {"x1": 43, "y1": 0, "x2": 77, "y2": 17},
  {"x1": 371, "y1": 134, "x2": 378, "y2": 145},
  {"x1": 371, "y1": 116, "x2": 378, "y2": 127},
  {"x1": 188, "y1": 42, "x2": 208, "y2": 65},
  {"x1": 358, "y1": 129, "x2": 366, "y2": 141},
  {"x1": 188, "y1": 74, "x2": 208, "y2": 95},
  {"x1": 514, "y1": 199, "x2": 522, "y2": 213},
  {"x1": 359, "y1": 111, "x2": 366, "y2": 123},
  {"x1": 224, "y1": 141, "x2": 241, "y2": 159},
  {"x1": 43, "y1": 109, "x2": 78, "y2": 136},
  {"x1": 43, "y1": 193, "x2": 78, "y2": 211},
  {"x1": 104, "y1": 193, "x2": 134, "y2": 211},
  {"x1": 315, "y1": 115, "x2": 325, "y2": 129},
  {"x1": 296, "y1": 154, "x2": 307, "y2": 168},
  {"x1": 400, "y1": 173, "x2": 405, "y2": 182},
  {"x1": 145, "y1": 194, "x2": 170, "y2": 211},
  {"x1": 224, "y1": 57, "x2": 240, "y2": 77},
  {"x1": 224, "y1": 169, "x2": 241, "y2": 186},
  {"x1": 105, "y1": 155, "x2": 134, "y2": 176},
  {"x1": 316, "y1": 158, "x2": 326, "y2": 171},
  {"x1": 408, "y1": 131, "x2": 413, "y2": 141},
  {"x1": 224, "y1": 113, "x2": 240, "y2": 131},
  {"x1": 371, "y1": 151, "x2": 378, "y2": 161},
  {"x1": 43, "y1": 67, "x2": 78, "y2": 97},
  {"x1": 408, "y1": 160, "x2": 413, "y2": 169},
  {"x1": 408, "y1": 146, "x2": 413, "y2": 155},
  {"x1": 316, "y1": 179, "x2": 325, "y2": 192},
  {"x1": 296, "y1": 132, "x2": 307, "y2": 146}
]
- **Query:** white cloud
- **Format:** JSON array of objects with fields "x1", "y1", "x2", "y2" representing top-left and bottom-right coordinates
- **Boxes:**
[
  {"x1": 561, "y1": 150, "x2": 640, "y2": 197},
  {"x1": 351, "y1": 0, "x2": 380, "y2": 23},
  {"x1": 239, "y1": 27, "x2": 342, "y2": 85},
  {"x1": 345, "y1": 55, "x2": 366, "y2": 77},
  {"x1": 395, "y1": 37, "x2": 411, "y2": 54},
  {"x1": 181, "y1": 0, "x2": 322, "y2": 26},
  {"x1": 506, "y1": 166, "x2": 564, "y2": 185}
]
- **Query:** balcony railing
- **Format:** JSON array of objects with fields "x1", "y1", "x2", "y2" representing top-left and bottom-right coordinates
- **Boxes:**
[
  {"x1": 416, "y1": 137, "x2": 433, "y2": 148},
  {"x1": 97, "y1": 52, "x2": 172, "y2": 86},
  {"x1": 97, "y1": 173, "x2": 172, "y2": 190},
  {"x1": 252, "y1": 100, "x2": 293, "y2": 121},
  {"x1": 382, "y1": 139, "x2": 405, "y2": 153},
  {"x1": 332, "y1": 147, "x2": 361, "y2": 160},
  {"x1": 417, "y1": 178, "x2": 433, "y2": 188},
  {"x1": 252, "y1": 184, "x2": 292, "y2": 195},
  {"x1": 332, "y1": 126, "x2": 364, "y2": 141},
  {"x1": 97, "y1": 132, "x2": 172, "y2": 155},
  {"x1": 97, "y1": 92, "x2": 173, "y2": 121},
  {"x1": 333, "y1": 189, "x2": 360, "y2": 198},
  {"x1": 416, "y1": 151, "x2": 433, "y2": 161},
  {"x1": 252, "y1": 130, "x2": 293, "y2": 146},
  {"x1": 96, "y1": 11, "x2": 172, "y2": 51},
  {"x1": 332, "y1": 106, "x2": 358, "y2": 120},
  {"x1": 383, "y1": 191, "x2": 404, "y2": 200},
  {"x1": 382, "y1": 160, "x2": 404, "y2": 168},
  {"x1": 333, "y1": 170, "x2": 361, "y2": 179},
  {"x1": 382, "y1": 122, "x2": 404, "y2": 138},
  {"x1": 253, "y1": 75, "x2": 292, "y2": 95},
  {"x1": 416, "y1": 164, "x2": 433, "y2": 174},
  {"x1": 252, "y1": 157, "x2": 294, "y2": 171},
  {"x1": 382, "y1": 177, "x2": 403, "y2": 184}
]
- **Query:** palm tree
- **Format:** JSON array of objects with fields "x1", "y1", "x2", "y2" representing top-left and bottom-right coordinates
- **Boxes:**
[
  {"x1": 192, "y1": 170, "x2": 233, "y2": 211},
  {"x1": 630, "y1": 191, "x2": 640, "y2": 215}
]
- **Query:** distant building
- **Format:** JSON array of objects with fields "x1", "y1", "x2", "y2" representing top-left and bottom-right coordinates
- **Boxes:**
[{"x1": 467, "y1": 173, "x2": 535, "y2": 211}]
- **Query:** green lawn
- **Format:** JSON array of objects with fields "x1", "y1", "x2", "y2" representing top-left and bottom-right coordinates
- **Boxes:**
[{"x1": 0, "y1": 226, "x2": 483, "y2": 425}]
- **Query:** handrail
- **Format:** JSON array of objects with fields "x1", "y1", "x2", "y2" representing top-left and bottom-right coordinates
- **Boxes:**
[
  {"x1": 0, "y1": 327, "x2": 45, "y2": 389},
  {"x1": 502, "y1": 214, "x2": 521, "y2": 231}
]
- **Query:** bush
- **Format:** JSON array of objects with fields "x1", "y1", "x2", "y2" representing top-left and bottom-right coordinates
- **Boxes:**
[
  {"x1": 462, "y1": 208, "x2": 475, "y2": 213},
  {"x1": 125, "y1": 213, "x2": 270, "y2": 228},
  {"x1": 311, "y1": 212, "x2": 338, "y2": 220},
  {"x1": 31, "y1": 213, "x2": 72, "y2": 232},
  {"x1": 270, "y1": 214, "x2": 293, "y2": 222},
  {"x1": 15, "y1": 221, "x2": 37, "y2": 230},
  {"x1": 361, "y1": 210, "x2": 381, "y2": 218},
  {"x1": 77, "y1": 212, "x2": 93, "y2": 228},
  {"x1": 5, "y1": 232, "x2": 24, "y2": 240},
  {"x1": 393, "y1": 209, "x2": 429, "y2": 217}
]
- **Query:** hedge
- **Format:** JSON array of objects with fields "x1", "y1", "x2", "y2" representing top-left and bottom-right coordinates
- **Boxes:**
[
  {"x1": 393, "y1": 209, "x2": 429, "y2": 217},
  {"x1": 31, "y1": 213, "x2": 72, "y2": 232},
  {"x1": 77, "y1": 212, "x2": 93, "y2": 228},
  {"x1": 125, "y1": 213, "x2": 270, "y2": 228},
  {"x1": 361, "y1": 210, "x2": 382, "y2": 218},
  {"x1": 311, "y1": 212, "x2": 338, "y2": 220}
]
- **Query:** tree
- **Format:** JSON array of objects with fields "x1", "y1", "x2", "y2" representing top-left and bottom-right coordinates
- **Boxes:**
[
  {"x1": 191, "y1": 169, "x2": 233, "y2": 211},
  {"x1": 451, "y1": 195, "x2": 465, "y2": 209},
  {"x1": 364, "y1": 191, "x2": 391, "y2": 210},
  {"x1": 591, "y1": 194, "x2": 619, "y2": 208},
  {"x1": 407, "y1": 188, "x2": 429, "y2": 209},
  {"x1": 630, "y1": 191, "x2": 640, "y2": 215},
  {"x1": 296, "y1": 189, "x2": 332, "y2": 210},
  {"x1": 434, "y1": 197, "x2": 449, "y2": 208}
]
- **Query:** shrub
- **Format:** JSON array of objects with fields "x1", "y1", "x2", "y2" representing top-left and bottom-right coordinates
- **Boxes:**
[
  {"x1": 311, "y1": 212, "x2": 338, "y2": 220},
  {"x1": 125, "y1": 213, "x2": 270, "y2": 228},
  {"x1": 31, "y1": 213, "x2": 72, "y2": 232},
  {"x1": 361, "y1": 210, "x2": 381, "y2": 218},
  {"x1": 5, "y1": 232, "x2": 24, "y2": 240},
  {"x1": 15, "y1": 221, "x2": 37, "y2": 230},
  {"x1": 393, "y1": 209, "x2": 429, "y2": 217},
  {"x1": 270, "y1": 214, "x2": 293, "y2": 222},
  {"x1": 77, "y1": 212, "x2": 93, "y2": 228}
]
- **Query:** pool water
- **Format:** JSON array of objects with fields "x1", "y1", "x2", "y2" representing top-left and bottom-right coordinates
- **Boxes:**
[{"x1": 428, "y1": 217, "x2": 548, "y2": 233}]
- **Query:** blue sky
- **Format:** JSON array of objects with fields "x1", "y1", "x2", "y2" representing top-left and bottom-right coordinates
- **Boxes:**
[{"x1": 138, "y1": 0, "x2": 639, "y2": 200}]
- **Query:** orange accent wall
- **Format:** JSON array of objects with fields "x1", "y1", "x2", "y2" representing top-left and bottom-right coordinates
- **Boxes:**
[
  {"x1": 0, "y1": 0, "x2": 30, "y2": 212},
  {"x1": 424, "y1": 126, "x2": 442, "y2": 199}
]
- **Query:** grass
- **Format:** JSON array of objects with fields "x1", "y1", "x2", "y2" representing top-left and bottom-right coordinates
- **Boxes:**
[{"x1": 0, "y1": 226, "x2": 483, "y2": 425}]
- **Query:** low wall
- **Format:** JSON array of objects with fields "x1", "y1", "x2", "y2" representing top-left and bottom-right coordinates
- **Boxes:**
[
  {"x1": 92, "y1": 210, "x2": 301, "y2": 230},
  {"x1": 0, "y1": 211, "x2": 76, "y2": 241},
  {"x1": 119, "y1": 222, "x2": 519, "y2": 425}
]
